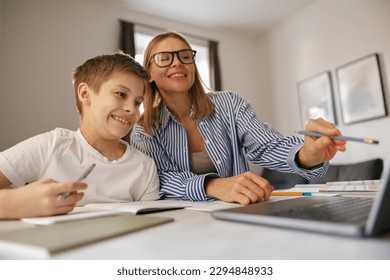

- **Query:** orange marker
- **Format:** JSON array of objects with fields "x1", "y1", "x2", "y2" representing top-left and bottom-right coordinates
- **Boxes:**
[{"x1": 271, "y1": 191, "x2": 312, "y2": 196}]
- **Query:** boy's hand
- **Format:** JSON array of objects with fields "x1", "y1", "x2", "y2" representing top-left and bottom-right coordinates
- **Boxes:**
[{"x1": 0, "y1": 179, "x2": 87, "y2": 219}]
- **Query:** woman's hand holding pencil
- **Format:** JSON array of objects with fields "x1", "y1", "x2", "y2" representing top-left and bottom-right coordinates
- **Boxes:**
[
  {"x1": 296, "y1": 118, "x2": 347, "y2": 169},
  {"x1": 295, "y1": 131, "x2": 379, "y2": 145}
]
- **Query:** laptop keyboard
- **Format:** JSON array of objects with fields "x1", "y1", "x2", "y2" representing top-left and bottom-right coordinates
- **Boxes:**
[
  {"x1": 273, "y1": 196, "x2": 374, "y2": 223},
  {"x1": 321, "y1": 179, "x2": 383, "y2": 192}
]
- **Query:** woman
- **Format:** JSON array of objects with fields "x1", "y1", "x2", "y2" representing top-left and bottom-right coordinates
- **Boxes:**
[{"x1": 131, "y1": 31, "x2": 346, "y2": 205}]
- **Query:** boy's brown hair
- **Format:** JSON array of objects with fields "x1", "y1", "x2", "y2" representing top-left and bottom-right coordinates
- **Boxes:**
[{"x1": 72, "y1": 51, "x2": 150, "y2": 117}]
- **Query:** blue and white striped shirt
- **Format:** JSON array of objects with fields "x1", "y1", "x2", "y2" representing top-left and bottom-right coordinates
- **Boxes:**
[{"x1": 131, "y1": 91, "x2": 328, "y2": 201}]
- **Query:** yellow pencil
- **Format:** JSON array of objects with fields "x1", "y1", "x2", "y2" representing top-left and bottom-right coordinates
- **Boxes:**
[{"x1": 271, "y1": 191, "x2": 312, "y2": 196}]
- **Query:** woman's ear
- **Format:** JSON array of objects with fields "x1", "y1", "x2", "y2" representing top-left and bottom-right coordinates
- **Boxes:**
[
  {"x1": 149, "y1": 72, "x2": 155, "y2": 84},
  {"x1": 153, "y1": 90, "x2": 161, "y2": 108},
  {"x1": 78, "y1": 83, "x2": 91, "y2": 104}
]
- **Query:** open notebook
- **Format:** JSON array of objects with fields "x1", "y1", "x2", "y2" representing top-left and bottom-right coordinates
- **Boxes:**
[
  {"x1": 21, "y1": 201, "x2": 185, "y2": 225},
  {"x1": 212, "y1": 162, "x2": 390, "y2": 237}
]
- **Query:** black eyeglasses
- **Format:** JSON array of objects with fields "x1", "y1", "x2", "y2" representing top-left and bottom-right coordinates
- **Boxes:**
[{"x1": 149, "y1": 49, "x2": 197, "y2": 68}]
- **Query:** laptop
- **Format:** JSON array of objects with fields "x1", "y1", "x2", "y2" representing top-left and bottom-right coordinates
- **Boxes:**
[{"x1": 212, "y1": 163, "x2": 390, "y2": 237}]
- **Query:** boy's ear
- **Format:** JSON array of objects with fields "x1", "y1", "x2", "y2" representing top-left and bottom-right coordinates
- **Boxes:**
[{"x1": 78, "y1": 83, "x2": 91, "y2": 104}]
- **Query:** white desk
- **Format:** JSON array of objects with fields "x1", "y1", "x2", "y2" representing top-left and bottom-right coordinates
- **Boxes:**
[
  {"x1": 1, "y1": 207, "x2": 387, "y2": 260},
  {"x1": 1, "y1": 190, "x2": 390, "y2": 260}
]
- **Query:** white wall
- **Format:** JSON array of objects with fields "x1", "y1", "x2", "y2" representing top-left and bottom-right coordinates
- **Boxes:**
[
  {"x1": 0, "y1": 0, "x2": 261, "y2": 151},
  {"x1": 1, "y1": 0, "x2": 389, "y2": 170},
  {"x1": 260, "y1": 0, "x2": 390, "y2": 165},
  {"x1": 0, "y1": 1, "x2": 3, "y2": 52}
]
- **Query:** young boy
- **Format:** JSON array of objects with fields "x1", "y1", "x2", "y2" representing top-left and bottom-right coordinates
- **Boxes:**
[{"x1": 0, "y1": 52, "x2": 160, "y2": 219}]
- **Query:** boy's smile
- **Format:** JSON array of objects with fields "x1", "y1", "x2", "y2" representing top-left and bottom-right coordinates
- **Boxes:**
[{"x1": 112, "y1": 114, "x2": 132, "y2": 125}]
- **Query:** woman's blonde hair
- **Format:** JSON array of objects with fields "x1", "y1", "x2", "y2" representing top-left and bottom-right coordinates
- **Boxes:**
[{"x1": 140, "y1": 31, "x2": 214, "y2": 135}]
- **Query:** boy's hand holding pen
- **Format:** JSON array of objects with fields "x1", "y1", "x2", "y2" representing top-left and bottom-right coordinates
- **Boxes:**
[{"x1": 57, "y1": 163, "x2": 96, "y2": 201}]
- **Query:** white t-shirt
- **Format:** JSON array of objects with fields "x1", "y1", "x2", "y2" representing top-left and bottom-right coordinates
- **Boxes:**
[{"x1": 0, "y1": 128, "x2": 159, "y2": 205}]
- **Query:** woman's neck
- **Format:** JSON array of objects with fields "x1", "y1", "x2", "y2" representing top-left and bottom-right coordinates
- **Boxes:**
[{"x1": 160, "y1": 91, "x2": 192, "y2": 123}]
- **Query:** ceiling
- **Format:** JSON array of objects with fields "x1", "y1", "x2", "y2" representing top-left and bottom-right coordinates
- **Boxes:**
[{"x1": 108, "y1": 0, "x2": 317, "y2": 37}]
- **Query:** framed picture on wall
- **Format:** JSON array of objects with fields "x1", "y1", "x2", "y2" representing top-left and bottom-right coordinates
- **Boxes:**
[
  {"x1": 297, "y1": 71, "x2": 336, "y2": 127},
  {"x1": 336, "y1": 53, "x2": 387, "y2": 125}
]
